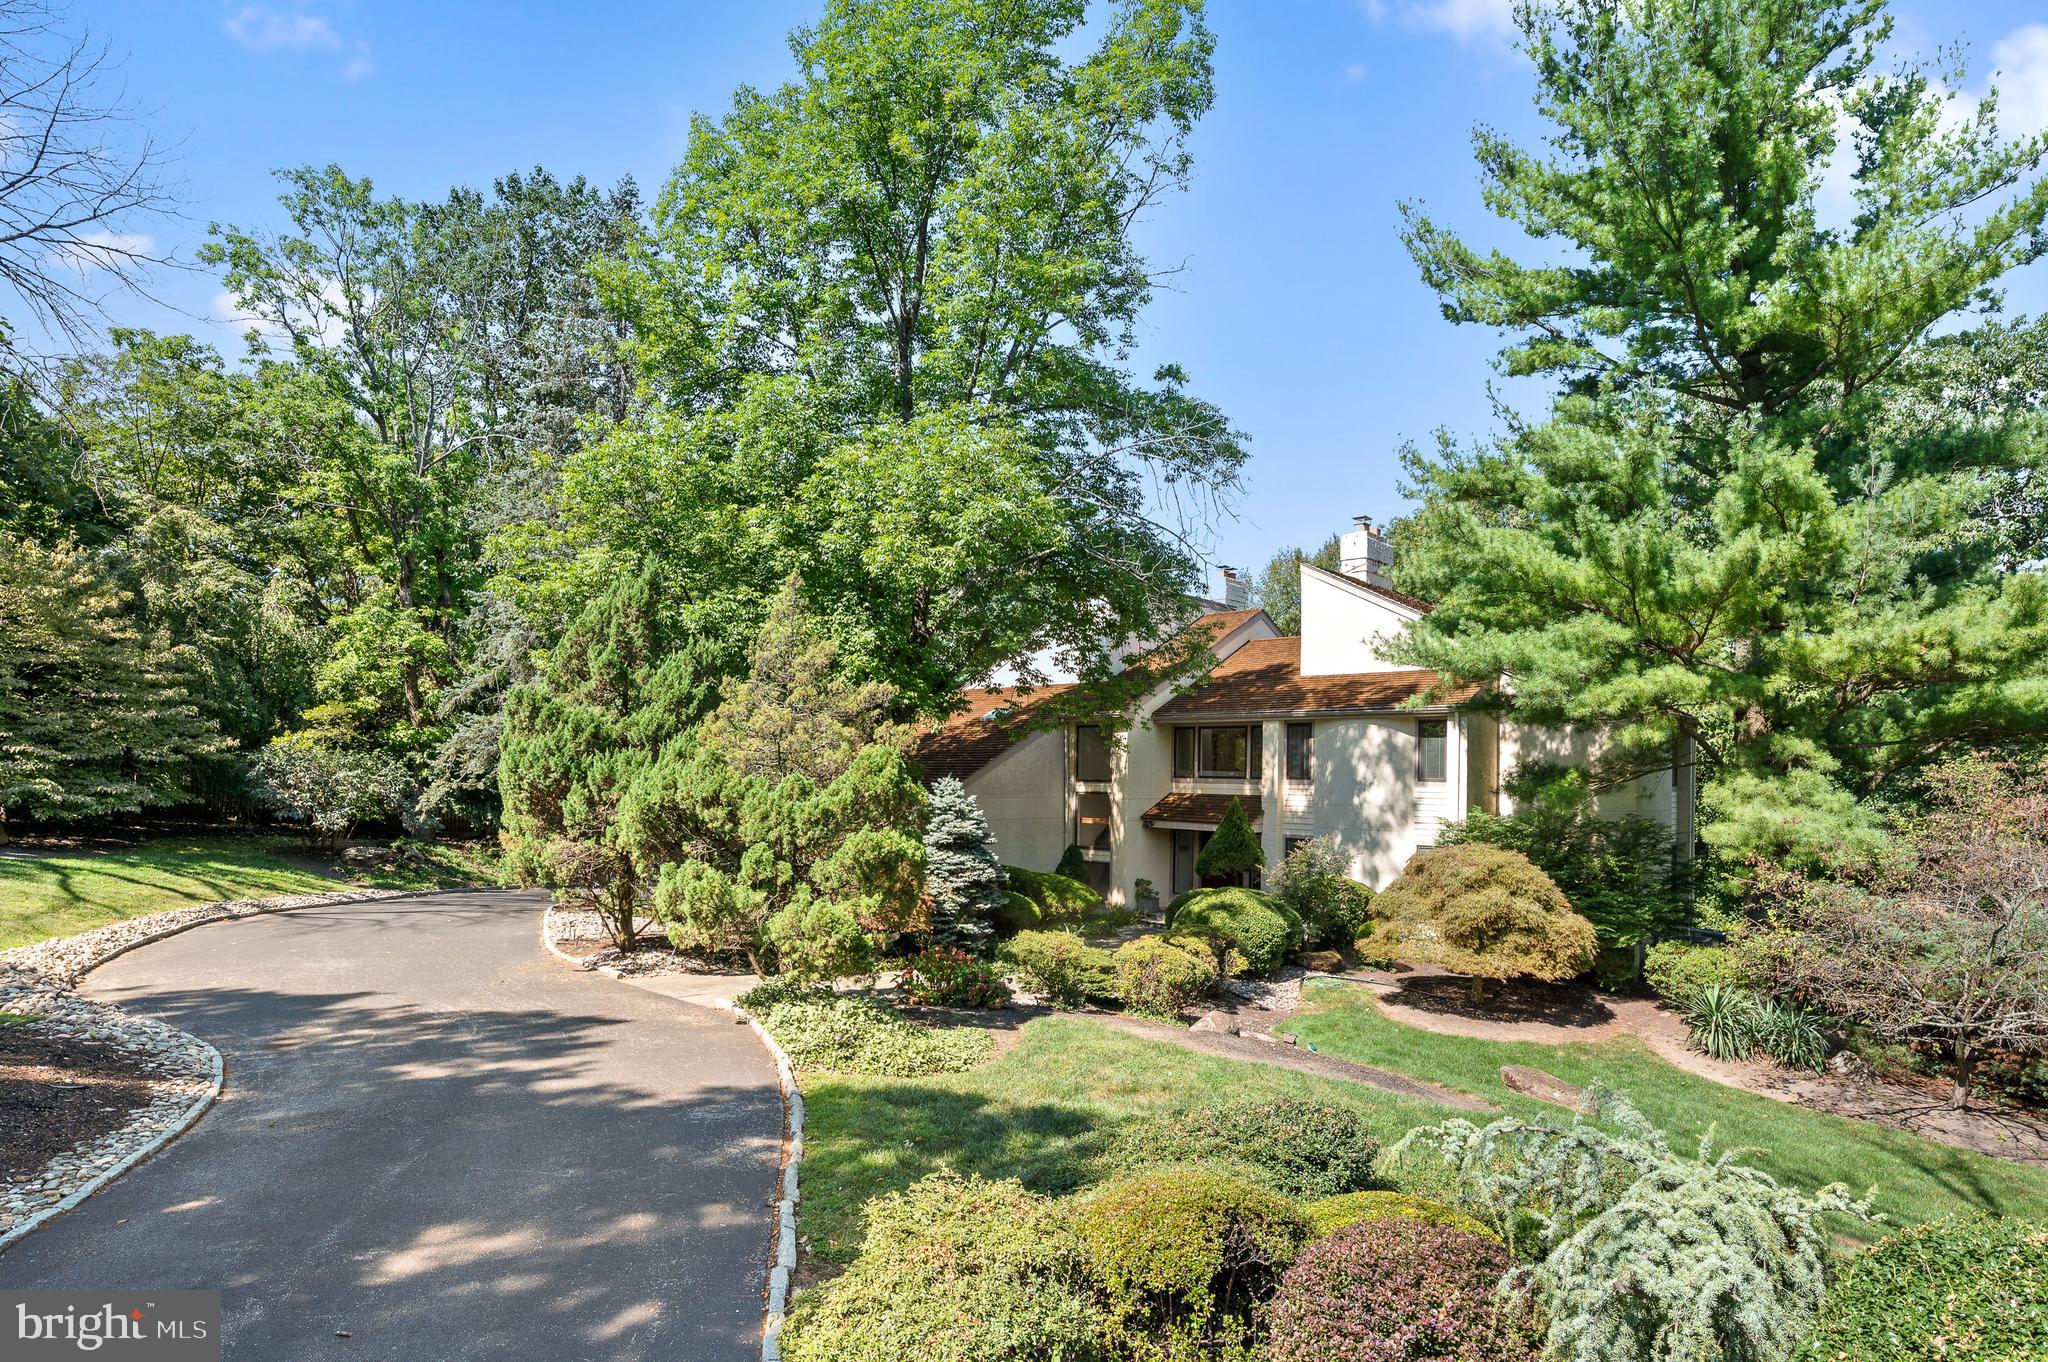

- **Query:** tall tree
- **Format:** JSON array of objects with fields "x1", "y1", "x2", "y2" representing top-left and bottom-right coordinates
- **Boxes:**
[
  {"x1": 921, "y1": 777, "x2": 1003, "y2": 954},
  {"x1": 1250, "y1": 533, "x2": 1341, "y2": 634},
  {"x1": 546, "y1": 0, "x2": 1245, "y2": 715},
  {"x1": 0, "y1": 533, "x2": 221, "y2": 841},
  {"x1": 1391, "y1": 0, "x2": 2048, "y2": 860}
]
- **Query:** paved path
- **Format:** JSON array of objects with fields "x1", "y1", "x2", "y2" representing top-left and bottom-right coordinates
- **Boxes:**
[{"x1": 0, "y1": 889, "x2": 783, "y2": 1361}]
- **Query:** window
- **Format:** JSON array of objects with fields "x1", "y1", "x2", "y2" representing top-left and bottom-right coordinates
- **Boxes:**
[
  {"x1": 1285, "y1": 723, "x2": 1313, "y2": 782},
  {"x1": 1416, "y1": 718, "x2": 1447, "y2": 782},
  {"x1": 1174, "y1": 727, "x2": 1196, "y2": 778},
  {"x1": 1074, "y1": 790, "x2": 1113, "y2": 850},
  {"x1": 1284, "y1": 836, "x2": 1312, "y2": 859},
  {"x1": 1199, "y1": 725, "x2": 1247, "y2": 777},
  {"x1": 1075, "y1": 724, "x2": 1111, "y2": 782}
]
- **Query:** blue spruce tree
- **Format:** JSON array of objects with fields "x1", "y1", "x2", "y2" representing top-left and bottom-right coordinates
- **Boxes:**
[{"x1": 922, "y1": 777, "x2": 1004, "y2": 955}]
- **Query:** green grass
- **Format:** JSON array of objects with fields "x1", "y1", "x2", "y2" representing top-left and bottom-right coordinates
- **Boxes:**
[
  {"x1": 1289, "y1": 981, "x2": 2048, "y2": 1240},
  {"x1": 0, "y1": 1011, "x2": 33, "y2": 1025},
  {"x1": 0, "y1": 835, "x2": 500, "y2": 950},
  {"x1": 799, "y1": 1014, "x2": 1460, "y2": 1262}
]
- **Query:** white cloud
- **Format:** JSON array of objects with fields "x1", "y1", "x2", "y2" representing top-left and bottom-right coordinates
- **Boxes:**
[
  {"x1": 44, "y1": 229, "x2": 156, "y2": 276},
  {"x1": 1363, "y1": 0, "x2": 1519, "y2": 47},
  {"x1": 1342, "y1": 62, "x2": 1369, "y2": 83},
  {"x1": 212, "y1": 279, "x2": 357, "y2": 349},
  {"x1": 1990, "y1": 24, "x2": 2048, "y2": 140},
  {"x1": 342, "y1": 40, "x2": 372, "y2": 82},
  {"x1": 224, "y1": 6, "x2": 338, "y2": 53}
]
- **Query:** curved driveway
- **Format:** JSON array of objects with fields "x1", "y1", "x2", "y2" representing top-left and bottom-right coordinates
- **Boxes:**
[{"x1": 0, "y1": 889, "x2": 783, "y2": 1361}]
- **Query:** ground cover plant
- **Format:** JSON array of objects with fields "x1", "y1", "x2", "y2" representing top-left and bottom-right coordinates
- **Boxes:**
[
  {"x1": 1799, "y1": 1214, "x2": 2048, "y2": 1361},
  {"x1": 1288, "y1": 983, "x2": 2048, "y2": 1238},
  {"x1": 735, "y1": 981, "x2": 992, "y2": 1076}
]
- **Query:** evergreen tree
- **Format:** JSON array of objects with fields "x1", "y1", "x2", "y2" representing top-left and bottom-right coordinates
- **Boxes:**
[
  {"x1": 921, "y1": 778, "x2": 1004, "y2": 955},
  {"x1": 1250, "y1": 534, "x2": 1341, "y2": 634},
  {"x1": 0, "y1": 533, "x2": 222, "y2": 842},
  {"x1": 1393, "y1": 0, "x2": 2048, "y2": 862},
  {"x1": 1195, "y1": 798, "x2": 1264, "y2": 883}
]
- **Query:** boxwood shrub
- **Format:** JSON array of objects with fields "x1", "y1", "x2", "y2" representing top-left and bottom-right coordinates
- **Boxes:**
[
  {"x1": 1005, "y1": 864, "x2": 1105, "y2": 926},
  {"x1": 1111, "y1": 934, "x2": 1218, "y2": 1019},
  {"x1": 781, "y1": 1172, "x2": 1106, "y2": 1362},
  {"x1": 993, "y1": 888, "x2": 1041, "y2": 936},
  {"x1": 1168, "y1": 887, "x2": 1302, "y2": 976},
  {"x1": 1264, "y1": 1218, "x2": 1532, "y2": 1362},
  {"x1": 1076, "y1": 1168, "x2": 1310, "y2": 1355},
  {"x1": 1800, "y1": 1215, "x2": 2047, "y2": 1361},
  {"x1": 1303, "y1": 1190, "x2": 1497, "y2": 1242},
  {"x1": 999, "y1": 929, "x2": 1117, "y2": 1008},
  {"x1": 1105, "y1": 1097, "x2": 1382, "y2": 1200}
]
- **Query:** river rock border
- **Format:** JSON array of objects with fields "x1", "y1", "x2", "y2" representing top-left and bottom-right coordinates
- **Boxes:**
[{"x1": 0, "y1": 887, "x2": 414, "y2": 1250}]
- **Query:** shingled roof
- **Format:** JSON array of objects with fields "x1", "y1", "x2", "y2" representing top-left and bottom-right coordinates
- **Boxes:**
[
  {"x1": 910, "y1": 683, "x2": 1073, "y2": 780},
  {"x1": 1154, "y1": 636, "x2": 1478, "y2": 719},
  {"x1": 1141, "y1": 792, "x2": 1263, "y2": 828},
  {"x1": 1329, "y1": 569, "x2": 1434, "y2": 614}
]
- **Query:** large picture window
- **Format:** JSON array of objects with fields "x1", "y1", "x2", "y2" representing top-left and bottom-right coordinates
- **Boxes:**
[
  {"x1": 1285, "y1": 723, "x2": 1312, "y2": 783},
  {"x1": 1195, "y1": 725, "x2": 1261, "y2": 779},
  {"x1": 1416, "y1": 718, "x2": 1447, "y2": 783},
  {"x1": 1074, "y1": 724, "x2": 1111, "y2": 782}
]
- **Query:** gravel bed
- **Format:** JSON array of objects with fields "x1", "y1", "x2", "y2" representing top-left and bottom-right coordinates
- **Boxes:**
[
  {"x1": 1221, "y1": 964, "x2": 1306, "y2": 1012},
  {"x1": 0, "y1": 886, "x2": 414, "y2": 1246}
]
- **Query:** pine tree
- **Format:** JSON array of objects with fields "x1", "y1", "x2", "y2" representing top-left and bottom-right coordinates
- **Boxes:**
[
  {"x1": 920, "y1": 777, "x2": 1004, "y2": 955},
  {"x1": 1195, "y1": 798, "x2": 1263, "y2": 884},
  {"x1": 0, "y1": 533, "x2": 222, "y2": 842}
]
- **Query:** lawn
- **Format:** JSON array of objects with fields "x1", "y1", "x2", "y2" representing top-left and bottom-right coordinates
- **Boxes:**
[
  {"x1": 1289, "y1": 981, "x2": 2048, "y2": 1239},
  {"x1": 0, "y1": 836, "x2": 499, "y2": 950}
]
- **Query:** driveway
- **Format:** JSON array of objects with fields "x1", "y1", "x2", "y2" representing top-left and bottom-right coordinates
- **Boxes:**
[{"x1": 0, "y1": 889, "x2": 783, "y2": 1361}]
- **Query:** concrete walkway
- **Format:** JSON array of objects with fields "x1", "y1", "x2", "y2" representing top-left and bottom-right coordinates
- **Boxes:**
[{"x1": 0, "y1": 889, "x2": 783, "y2": 1362}]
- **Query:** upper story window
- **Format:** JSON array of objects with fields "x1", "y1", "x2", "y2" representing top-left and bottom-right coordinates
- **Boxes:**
[
  {"x1": 1074, "y1": 724, "x2": 1111, "y2": 783},
  {"x1": 1285, "y1": 723, "x2": 1313, "y2": 783},
  {"x1": 1416, "y1": 718, "x2": 1448, "y2": 783},
  {"x1": 1174, "y1": 727, "x2": 1197, "y2": 777},
  {"x1": 1175, "y1": 724, "x2": 1261, "y2": 779}
]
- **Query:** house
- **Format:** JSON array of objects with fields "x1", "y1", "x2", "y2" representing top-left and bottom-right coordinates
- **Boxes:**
[{"x1": 913, "y1": 517, "x2": 1696, "y2": 907}]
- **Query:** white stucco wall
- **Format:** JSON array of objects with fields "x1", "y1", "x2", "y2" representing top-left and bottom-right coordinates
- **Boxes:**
[
  {"x1": 965, "y1": 730, "x2": 1070, "y2": 873},
  {"x1": 1298, "y1": 565, "x2": 1422, "y2": 676}
]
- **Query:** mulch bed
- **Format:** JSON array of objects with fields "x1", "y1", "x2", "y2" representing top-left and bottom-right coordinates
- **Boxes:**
[{"x1": 0, "y1": 1024, "x2": 167, "y2": 1183}]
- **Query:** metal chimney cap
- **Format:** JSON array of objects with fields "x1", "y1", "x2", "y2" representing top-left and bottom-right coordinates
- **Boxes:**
[{"x1": 1352, "y1": 514, "x2": 1372, "y2": 528}]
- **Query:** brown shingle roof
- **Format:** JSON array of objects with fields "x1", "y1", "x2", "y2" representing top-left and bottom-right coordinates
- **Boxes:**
[
  {"x1": 1154, "y1": 637, "x2": 1479, "y2": 719},
  {"x1": 1324, "y1": 567, "x2": 1434, "y2": 614},
  {"x1": 1142, "y1": 792, "x2": 1263, "y2": 827},
  {"x1": 911, "y1": 684, "x2": 1073, "y2": 780}
]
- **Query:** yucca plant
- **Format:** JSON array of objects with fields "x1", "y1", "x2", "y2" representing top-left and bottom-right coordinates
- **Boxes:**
[
  {"x1": 1751, "y1": 999, "x2": 1829, "y2": 1072},
  {"x1": 1685, "y1": 983, "x2": 1759, "y2": 1061}
]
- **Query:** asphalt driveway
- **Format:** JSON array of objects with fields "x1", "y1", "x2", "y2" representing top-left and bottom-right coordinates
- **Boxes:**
[{"x1": 0, "y1": 889, "x2": 783, "y2": 1361}]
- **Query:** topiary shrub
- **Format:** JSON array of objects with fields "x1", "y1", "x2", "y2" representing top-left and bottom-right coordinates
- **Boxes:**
[
  {"x1": 1168, "y1": 887, "x2": 1301, "y2": 976},
  {"x1": 999, "y1": 929, "x2": 1117, "y2": 1008},
  {"x1": 781, "y1": 1172, "x2": 1107, "y2": 1362},
  {"x1": 1396, "y1": 1088, "x2": 1872, "y2": 1362},
  {"x1": 1363, "y1": 844, "x2": 1598, "y2": 1002},
  {"x1": 1194, "y1": 798, "x2": 1265, "y2": 882},
  {"x1": 1105, "y1": 1097, "x2": 1382, "y2": 1199},
  {"x1": 745, "y1": 991, "x2": 993, "y2": 1075},
  {"x1": 900, "y1": 945, "x2": 1012, "y2": 1008},
  {"x1": 1272, "y1": 835, "x2": 1377, "y2": 951},
  {"x1": 1055, "y1": 842, "x2": 1091, "y2": 881},
  {"x1": 1800, "y1": 1214, "x2": 2048, "y2": 1362},
  {"x1": 1076, "y1": 1168, "x2": 1310, "y2": 1357},
  {"x1": 1006, "y1": 863, "x2": 1106, "y2": 926},
  {"x1": 1264, "y1": 1218, "x2": 1532, "y2": 1362},
  {"x1": 993, "y1": 888, "x2": 1041, "y2": 936},
  {"x1": 1303, "y1": 1190, "x2": 1497, "y2": 1242},
  {"x1": 1112, "y1": 934, "x2": 1219, "y2": 1019}
]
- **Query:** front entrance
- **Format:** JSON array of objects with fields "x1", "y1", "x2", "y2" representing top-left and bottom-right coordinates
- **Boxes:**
[{"x1": 1170, "y1": 829, "x2": 1256, "y2": 895}]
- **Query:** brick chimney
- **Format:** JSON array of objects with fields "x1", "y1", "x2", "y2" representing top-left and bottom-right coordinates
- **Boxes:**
[
  {"x1": 1339, "y1": 515, "x2": 1395, "y2": 590},
  {"x1": 1217, "y1": 564, "x2": 1250, "y2": 610}
]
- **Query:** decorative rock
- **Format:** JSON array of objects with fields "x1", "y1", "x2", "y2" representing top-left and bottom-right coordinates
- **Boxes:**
[
  {"x1": 1827, "y1": 1051, "x2": 1876, "y2": 1085},
  {"x1": 1499, "y1": 1063, "x2": 1588, "y2": 1110},
  {"x1": 1273, "y1": 1031, "x2": 1299, "y2": 1047},
  {"x1": 1297, "y1": 950, "x2": 1344, "y2": 973},
  {"x1": 1189, "y1": 1010, "x2": 1239, "y2": 1035}
]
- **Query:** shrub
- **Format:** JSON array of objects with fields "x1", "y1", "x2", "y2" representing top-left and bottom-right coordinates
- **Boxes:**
[
  {"x1": 923, "y1": 777, "x2": 1005, "y2": 954},
  {"x1": 1643, "y1": 939, "x2": 1750, "y2": 1005},
  {"x1": 1000, "y1": 930, "x2": 1116, "y2": 1008},
  {"x1": 1169, "y1": 887, "x2": 1301, "y2": 976},
  {"x1": 1750, "y1": 997, "x2": 1829, "y2": 1071},
  {"x1": 781, "y1": 1172, "x2": 1107, "y2": 1362},
  {"x1": 1106, "y1": 1097, "x2": 1381, "y2": 1200},
  {"x1": 993, "y1": 889, "x2": 1041, "y2": 935},
  {"x1": 1055, "y1": 842, "x2": 1091, "y2": 881},
  {"x1": 1076, "y1": 1168, "x2": 1310, "y2": 1355},
  {"x1": 1396, "y1": 1089, "x2": 1871, "y2": 1362},
  {"x1": 1684, "y1": 981, "x2": 1758, "y2": 1060},
  {"x1": 1112, "y1": 934, "x2": 1219, "y2": 1019},
  {"x1": 1006, "y1": 863, "x2": 1106, "y2": 926},
  {"x1": 900, "y1": 945, "x2": 1012, "y2": 1008},
  {"x1": 1265, "y1": 1218, "x2": 1532, "y2": 1362},
  {"x1": 249, "y1": 736, "x2": 411, "y2": 851},
  {"x1": 1194, "y1": 798, "x2": 1264, "y2": 881},
  {"x1": 1272, "y1": 836, "x2": 1377, "y2": 951},
  {"x1": 1302, "y1": 1190, "x2": 1497, "y2": 1242},
  {"x1": 1801, "y1": 1215, "x2": 2048, "y2": 1362},
  {"x1": 745, "y1": 991, "x2": 993, "y2": 1075},
  {"x1": 1363, "y1": 844, "x2": 1598, "y2": 1002}
]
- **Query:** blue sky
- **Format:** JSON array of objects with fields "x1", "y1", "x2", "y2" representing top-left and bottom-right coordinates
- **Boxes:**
[{"x1": 64, "y1": 0, "x2": 2048, "y2": 585}]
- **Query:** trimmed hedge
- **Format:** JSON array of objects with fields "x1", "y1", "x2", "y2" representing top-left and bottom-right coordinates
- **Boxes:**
[
  {"x1": 1168, "y1": 887, "x2": 1302, "y2": 976},
  {"x1": 1800, "y1": 1215, "x2": 2048, "y2": 1361},
  {"x1": 1265, "y1": 1218, "x2": 1531, "y2": 1362},
  {"x1": 781, "y1": 1172, "x2": 1106, "y2": 1362},
  {"x1": 1005, "y1": 864, "x2": 1106, "y2": 926},
  {"x1": 1303, "y1": 1190, "x2": 1497, "y2": 1242},
  {"x1": 1077, "y1": 1168, "x2": 1310, "y2": 1354},
  {"x1": 1106, "y1": 1097, "x2": 1382, "y2": 1200},
  {"x1": 999, "y1": 929, "x2": 1117, "y2": 1008},
  {"x1": 1111, "y1": 934, "x2": 1218, "y2": 1019},
  {"x1": 993, "y1": 889, "x2": 1041, "y2": 935}
]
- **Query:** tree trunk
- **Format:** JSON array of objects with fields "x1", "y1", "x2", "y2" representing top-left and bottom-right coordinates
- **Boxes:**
[
  {"x1": 1951, "y1": 1046, "x2": 1977, "y2": 1108},
  {"x1": 1469, "y1": 975, "x2": 1488, "y2": 1005},
  {"x1": 0, "y1": 809, "x2": 9, "y2": 847}
]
